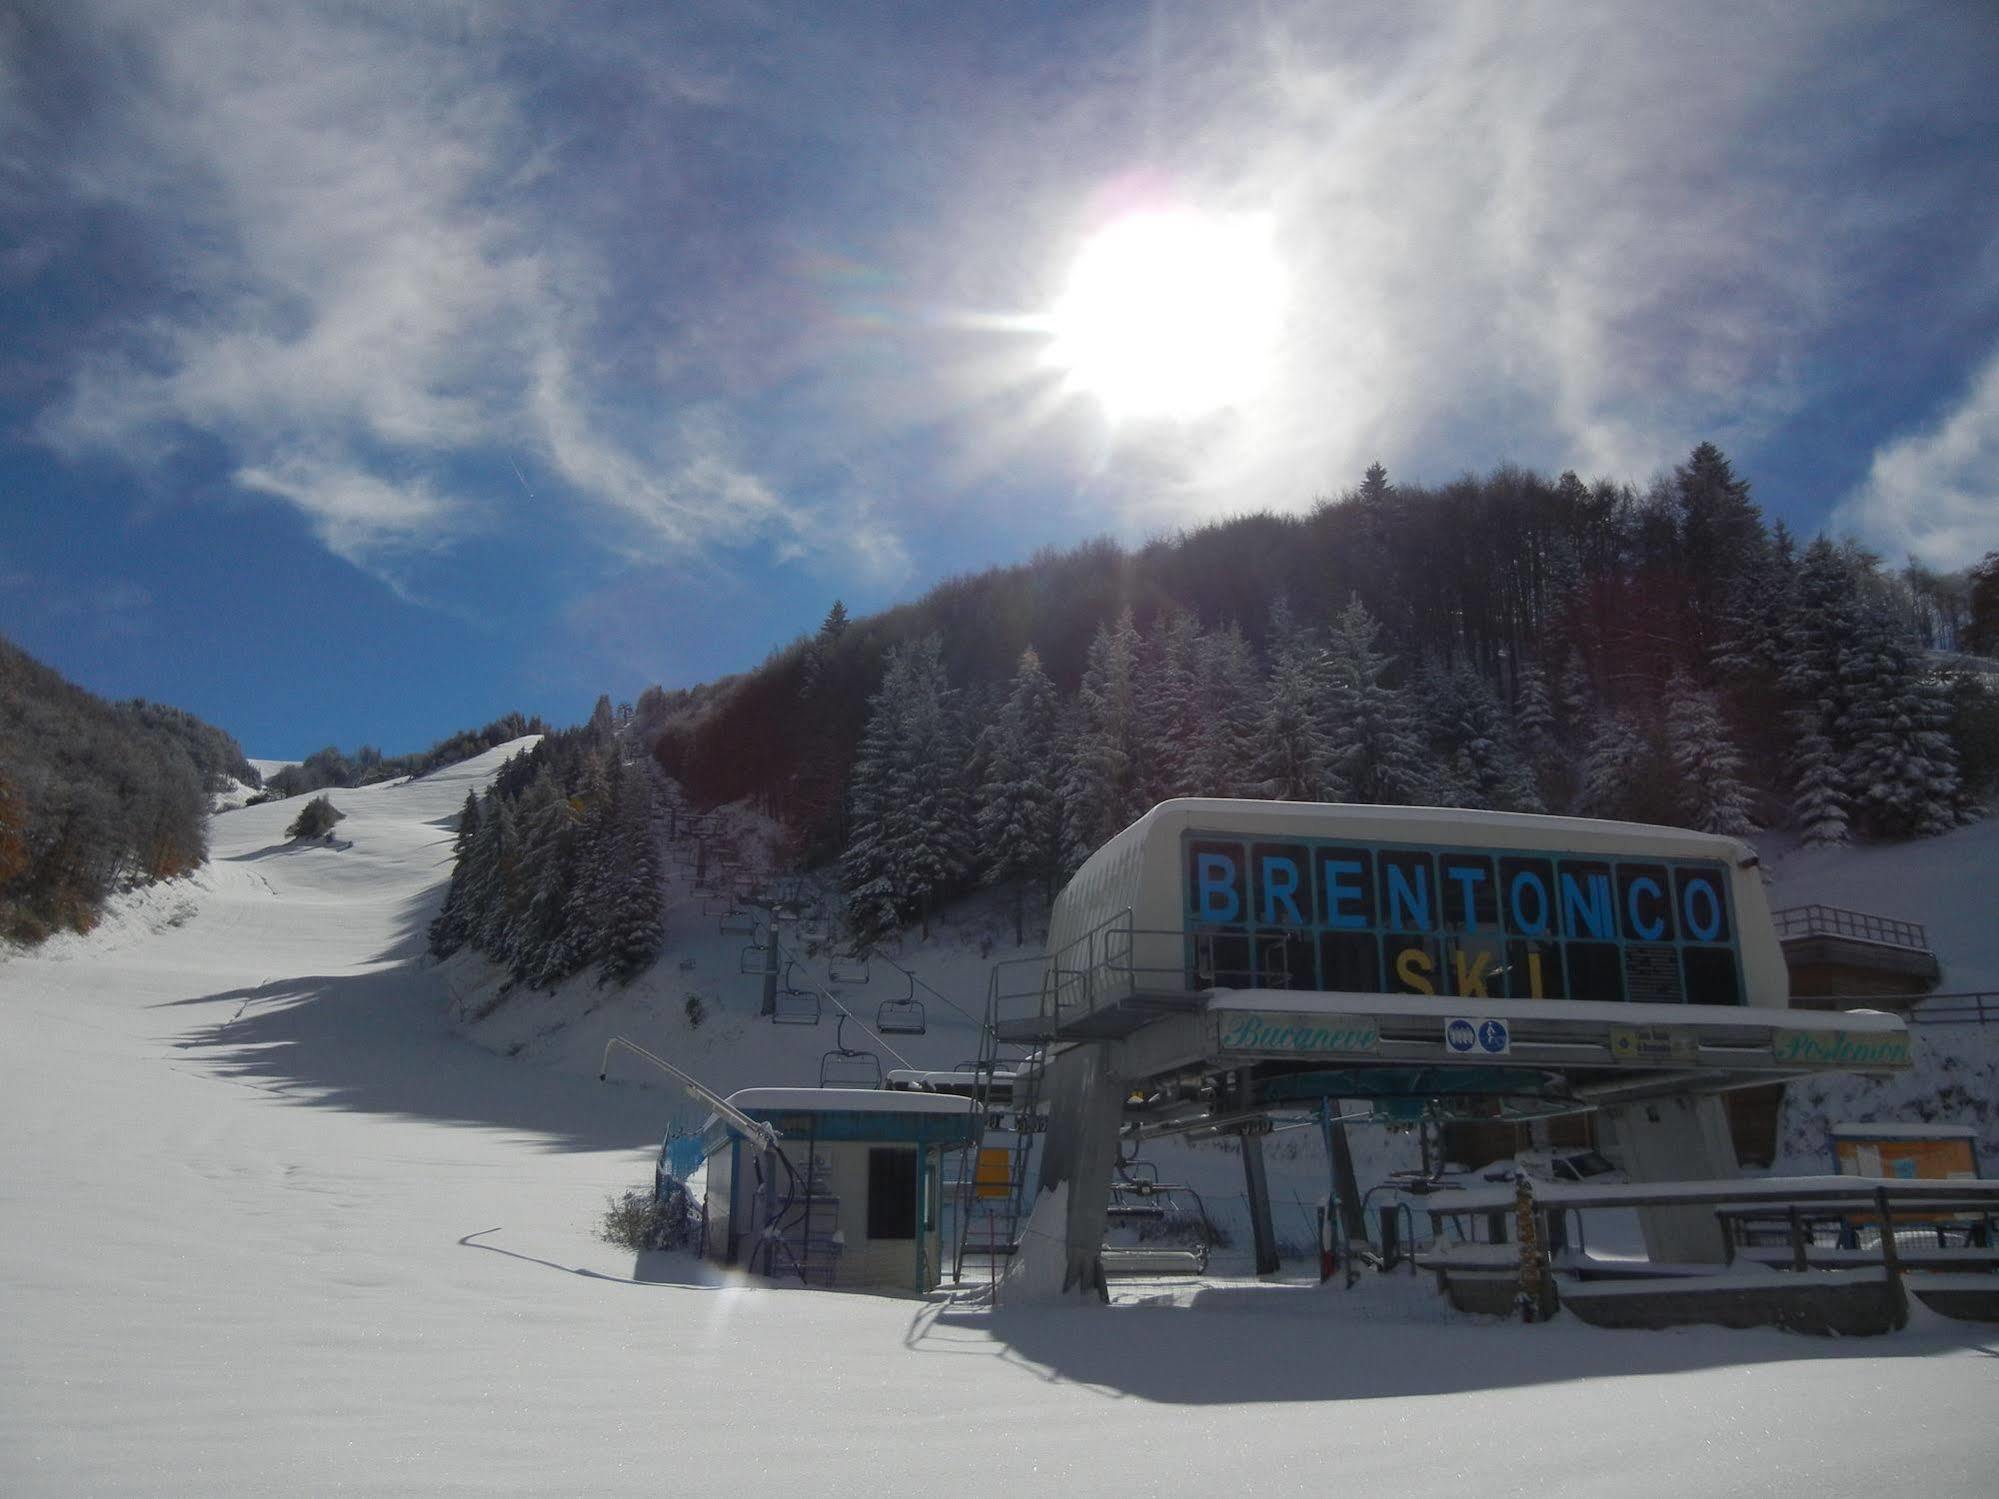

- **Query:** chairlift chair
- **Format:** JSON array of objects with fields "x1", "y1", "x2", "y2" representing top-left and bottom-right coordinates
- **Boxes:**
[
  {"x1": 772, "y1": 988, "x2": 822, "y2": 1026},
  {"x1": 740, "y1": 945, "x2": 776, "y2": 976},
  {"x1": 818, "y1": 1017, "x2": 882, "y2": 1088},
  {"x1": 875, "y1": 970, "x2": 926, "y2": 1036},
  {"x1": 718, "y1": 911, "x2": 756, "y2": 936},
  {"x1": 827, "y1": 951, "x2": 871, "y2": 985}
]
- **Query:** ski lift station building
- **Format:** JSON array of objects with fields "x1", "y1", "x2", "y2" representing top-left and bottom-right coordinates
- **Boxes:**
[
  {"x1": 702, "y1": 1088, "x2": 977, "y2": 1294},
  {"x1": 998, "y1": 799, "x2": 1914, "y2": 1292}
]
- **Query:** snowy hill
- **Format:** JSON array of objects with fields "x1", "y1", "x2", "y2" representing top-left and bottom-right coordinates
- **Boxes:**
[
  {"x1": 1766, "y1": 811, "x2": 1999, "y2": 1173},
  {"x1": 4, "y1": 751, "x2": 1998, "y2": 1494},
  {"x1": 1766, "y1": 811, "x2": 1999, "y2": 991}
]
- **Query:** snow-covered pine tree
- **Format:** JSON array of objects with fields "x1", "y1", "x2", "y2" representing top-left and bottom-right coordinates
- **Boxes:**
[
  {"x1": 1421, "y1": 660, "x2": 1540, "y2": 812},
  {"x1": 977, "y1": 646, "x2": 1062, "y2": 944},
  {"x1": 1061, "y1": 609, "x2": 1148, "y2": 865},
  {"x1": 1255, "y1": 647, "x2": 1337, "y2": 803},
  {"x1": 1138, "y1": 610, "x2": 1202, "y2": 803},
  {"x1": 1789, "y1": 706, "x2": 1849, "y2": 846},
  {"x1": 792, "y1": 599, "x2": 854, "y2": 856},
  {"x1": 561, "y1": 751, "x2": 615, "y2": 973},
  {"x1": 1837, "y1": 605, "x2": 1963, "y2": 839},
  {"x1": 1557, "y1": 646, "x2": 1596, "y2": 747},
  {"x1": 598, "y1": 760, "x2": 665, "y2": 985},
  {"x1": 516, "y1": 772, "x2": 585, "y2": 987},
  {"x1": 1781, "y1": 538, "x2": 1866, "y2": 720},
  {"x1": 426, "y1": 789, "x2": 483, "y2": 957},
  {"x1": 1576, "y1": 711, "x2": 1647, "y2": 822},
  {"x1": 894, "y1": 637, "x2": 974, "y2": 938},
  {"x1": 1664, "y1": 676, "x2": 1754, "y2": 835},
  {"x1": 1511, "y1": 655, "x2": 1565, "y2": 806},
  {"x1": 1185, "y1": 623, "x2": 1259, "y2": 799},
  {"x1": 1673, "y1": 441, "x2": 1766, "y2": 660},
  {"x1": 465, "y1": 793, "x2": 520, "y2": 962},
  {"x1": 1322, "y1": 595, "x2": 1426, "y2": 805},
  {"x1": 840, "y1": 635, "x2": 972, "y2": 942},
  {"x1": 841, "y1": 645, "x2": 916, "y2": 945}
]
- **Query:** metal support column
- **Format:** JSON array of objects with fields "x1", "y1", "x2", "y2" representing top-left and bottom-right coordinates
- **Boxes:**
[
  {"x1": 1319, "y1": 1102, "x2": 1367, "y2": 1248},
  {"x1": 1240, "y1": 1124, "x2": 1281, "y2": 1276}
]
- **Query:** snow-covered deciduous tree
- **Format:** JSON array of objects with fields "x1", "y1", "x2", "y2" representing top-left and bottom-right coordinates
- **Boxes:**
[{"x1": 1665, "y1": 677, "x2": 1754, "y2": 835}]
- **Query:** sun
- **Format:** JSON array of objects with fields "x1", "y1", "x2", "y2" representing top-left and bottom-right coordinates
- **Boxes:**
[{"x1": 1045, "y1": 208, "x2": 1283, "y2": 422}]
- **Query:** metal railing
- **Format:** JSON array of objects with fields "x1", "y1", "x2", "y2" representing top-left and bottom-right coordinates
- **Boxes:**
[
  {"x1": 1909, "y1": 992, "x2": 1999, "y2": 1027},
  {"x1": 1772, "y1": 904, "x2": 1930, "y2": 952},
  {"x1": 986, "y1": 909, "x2": 1199, "y2": 1034},
  {"x1": 1790, "y1": 991, "x2": 1999, "y2": 1025}
]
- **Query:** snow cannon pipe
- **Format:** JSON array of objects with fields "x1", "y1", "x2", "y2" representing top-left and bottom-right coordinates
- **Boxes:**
[{"x1": 598, "y1": 1036, "x2": 780, "y2": 1153}]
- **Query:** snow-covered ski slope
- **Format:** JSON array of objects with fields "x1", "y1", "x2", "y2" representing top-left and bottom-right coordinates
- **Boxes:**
[
  {"x1": 3, "y1": 746, "x2": 1997, "y2": 1496},
  {"x1": 1767, "y1": 812, "x2": 1999, "y2": 1172}
]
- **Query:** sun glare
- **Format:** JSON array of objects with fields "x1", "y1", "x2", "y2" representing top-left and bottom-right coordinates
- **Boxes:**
[{"x1": 1045, "y1": 209, "x2": 1283, "y2": 423}]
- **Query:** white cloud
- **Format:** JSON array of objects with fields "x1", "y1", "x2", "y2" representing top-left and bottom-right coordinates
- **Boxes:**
[
  {"x1": 887, "y1": 1, "x2": 1968, "y2": 525},
  {"x1": 1833, "y1": 349, "x2": 1999, "y2": 568},
  {"x1": 29, "y1": 2, "x2": 886, "y2": 594},
  {"x1": 234, "y1": 458, "x2": 460, "y2": 570}
]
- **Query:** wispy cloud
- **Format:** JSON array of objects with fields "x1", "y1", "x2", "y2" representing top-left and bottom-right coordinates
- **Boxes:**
[
  {"x1": 1833, "y1": 348, "x2": 1999, "y2": 568},
  {"x1": 25, "y1": 2, "x2": 891, "y2": 595},
  {"x1": 14, "y1": 0, "x2": 1997, "y2": 619}
]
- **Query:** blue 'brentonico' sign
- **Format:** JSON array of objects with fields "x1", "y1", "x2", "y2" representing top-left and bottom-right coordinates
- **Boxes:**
[{"x1": 1184, "y1": 833, "x2": 1744, "y2": 1005}]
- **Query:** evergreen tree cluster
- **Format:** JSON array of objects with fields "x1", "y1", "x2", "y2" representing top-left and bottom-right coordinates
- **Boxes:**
[
  {"x1": 427, "y1": 702, "x2": 668, "y2": 989},
  {"x1": 258, "y1": 712, "x2": 552, "y2": 801},
  {"x1": 0, "y1": 637, "x2": 216, "y2": 943},
  {"x1": 644, "y1": 445, "x2": 1993, "y2": 947}
]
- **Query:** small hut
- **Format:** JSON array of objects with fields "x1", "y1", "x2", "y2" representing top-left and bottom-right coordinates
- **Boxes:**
[{"x1": 702, "y1": 1088, "x2": 977, "y2": 1295}]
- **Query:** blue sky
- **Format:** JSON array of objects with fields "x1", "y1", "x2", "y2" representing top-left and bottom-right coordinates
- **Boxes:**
[{"x1": 3, "y1": 1, "x2": 1997, "y2": 758}]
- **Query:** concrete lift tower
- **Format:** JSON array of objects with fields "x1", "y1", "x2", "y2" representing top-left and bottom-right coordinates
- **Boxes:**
[{"x1": 992, "y1": 800, "x2": 1912, "y2": 1298}]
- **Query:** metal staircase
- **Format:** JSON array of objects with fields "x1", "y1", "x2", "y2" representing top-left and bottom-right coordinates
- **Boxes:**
[{"x1": 949, "y1": 967, "x2": 1047, "y2": 1291}]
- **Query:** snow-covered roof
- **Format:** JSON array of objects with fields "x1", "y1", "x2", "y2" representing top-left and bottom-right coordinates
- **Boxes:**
[
  {"x1": 885, "y1": 1069, "x2": 1014, "y2": 1089},
  {"x1": 1122, "y1": 796, "x2": 1757, "y2": 865},
  {"x1": 723, "y1": 1087, "x2": 974, "y2": 1116},
  {"x1": 1832, "y1": 1121, "x2": 1980, "y2": 1139},
  {"x1": 1436, "y1": 1173, "x2": 1999, "y2": 1213}
]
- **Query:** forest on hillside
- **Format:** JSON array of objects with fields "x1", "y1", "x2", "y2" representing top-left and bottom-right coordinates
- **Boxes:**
[
  {"x1": 434, "y1": 444, "x2": 1999, "y2": 985},
  {"x1": 252, "y1": 713, "x2": 554, "y2": 800},
  {"x1": 0, "y1": 637, "x2": 255, "y2": 942}
]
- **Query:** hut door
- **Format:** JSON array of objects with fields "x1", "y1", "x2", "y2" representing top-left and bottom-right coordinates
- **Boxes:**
[{"x1": 868, "y1": 1148, "x2": 918, "y2": 1240}]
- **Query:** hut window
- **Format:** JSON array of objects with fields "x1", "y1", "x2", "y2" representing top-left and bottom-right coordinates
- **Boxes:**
[{"x1": 867, "y1": 1148, "x2": 917, "y2": 1240}]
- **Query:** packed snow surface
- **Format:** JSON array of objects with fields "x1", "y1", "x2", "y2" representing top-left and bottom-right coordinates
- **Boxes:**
[{"x1": 4, "y1": 748, "x2": 1998, "y2": 1495}]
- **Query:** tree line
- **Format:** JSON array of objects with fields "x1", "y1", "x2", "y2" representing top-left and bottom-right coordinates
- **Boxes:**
[
  {"x1": 254, "y1": 712, "x2": 553, "y2": 800},
  {"x1": 425, "y1": 443, "x2": 1997, "y2": 979},
  {"x1": 650, "y1": 445, "x2": 1995, "y2": 947},
  {"x1": 0, "y1": 637, "x2": 251, "y2": 942},
  {"x1": 427, "y1": 698, "x2": 669, "y2": 989}
]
